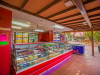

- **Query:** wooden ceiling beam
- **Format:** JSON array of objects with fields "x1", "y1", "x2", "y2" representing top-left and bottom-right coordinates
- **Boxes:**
[
  {"x1": 92, "y1": 21, "x2": 100, "y2": 23},
  {"x1": 65, "y1": 24, "x2": 84, "y2": 26},
  {"x1": 90, "y1": 18, "x2": 100, "y2": 21},
  {"x1": 20, "y1": 0, "x2": 29, "y2": 11},
  {"x1": 36, "y1": 0, "x2": 62, "y2": 14},
  {"x1": 63, "y1": 19, "x2": 100, "y2": 26},
  {"x1": 64, "y1": 21, "x2": 85, "y2": 25},
  {"x1": 72, "y1": 0, "x2": 92, "y2": 28},
  {"x1": 87, "y1": 6, "x2": 100, "y2": 13},
  {"x1": 46, "y1": 0, "x2": 96, "y2": 18}
]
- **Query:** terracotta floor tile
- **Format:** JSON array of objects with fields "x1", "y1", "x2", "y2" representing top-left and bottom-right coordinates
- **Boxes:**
[{"x1": 50, "y1": 46, "x2": 100, "y2": 75}]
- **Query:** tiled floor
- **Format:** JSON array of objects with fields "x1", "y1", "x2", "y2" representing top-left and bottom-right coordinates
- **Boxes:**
[{"x1": 51, "y1": 46, "x2": 100, "y2": 75}]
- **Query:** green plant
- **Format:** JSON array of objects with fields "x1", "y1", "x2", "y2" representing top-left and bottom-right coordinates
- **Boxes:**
[{"x1": 84, "y1": 31, "x2": 100, "y2": 43}]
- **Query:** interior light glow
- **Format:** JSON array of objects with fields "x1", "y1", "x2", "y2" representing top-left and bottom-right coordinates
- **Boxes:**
[
  {"x1": 65, "y1": 1, "x2": 73, "y2": 7},
  {"x1": 55, "y1": 25, "x2": 64, "y2": 29},
  {"x1": 12, "y1": 21, "x2": 30, "y2": 27},
  {"x1": 83, "y1": 22, "x2": 87, "y2": 25},
  {"x1": 34, "y1": 29, "x2": 44, "y2": 32},
  {"x1": 12, "y1": 26, "x2": 21, "y2": 29}
]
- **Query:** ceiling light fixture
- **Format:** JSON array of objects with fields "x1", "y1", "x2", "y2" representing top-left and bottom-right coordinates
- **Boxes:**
[
  {"x1": 55, "y1": 25, "x2": 64, "y2": 29},
  {"x1": 35, "y1": 29, "x2": 44, "y2": 32},
  {"x1": 83, "y1": 22, "x2": 87, "y2": 25},
  {"x1": 65, "y1": 0, "x2": 73, "y2": 7},
  {"x1": 12, "y1": 21, "x2": 30, "y2": 27},
  {"x1": 12, "y1": 26, "x2": 21, "y2": 29}
]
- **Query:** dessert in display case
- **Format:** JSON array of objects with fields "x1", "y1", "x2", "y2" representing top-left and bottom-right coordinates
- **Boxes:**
[{"x1": 13, "y1": 42, "x2": 72, "y2": 75}]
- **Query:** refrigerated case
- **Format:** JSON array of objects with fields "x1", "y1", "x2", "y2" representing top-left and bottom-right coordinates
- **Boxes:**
[
  {"x1": 14, "y1": 32, "x2": 29, "y2": 43},
  {"x1": 23, "y1": 33, "x2": 28, "y2": 43},
  {"x1": 53, "y1": 32, "x2": 61, "y2": 41},
  {"x1": 15, "y1": 32, "x2": 23, "y2": 43},
  {"x1": 29, "y1": 33, "x2": 38, "y2": 43},
  {"x1": 13, "y1": 42, "x2": 72, "y2": 75}
]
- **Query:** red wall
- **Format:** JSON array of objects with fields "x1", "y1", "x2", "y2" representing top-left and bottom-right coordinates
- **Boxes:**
[
  {"x1": 0, "y1": 7, "x2": 12, "y2": 75},
  {"x1": 38, "y1": 31, "x2": 53, "y2": 42},
  {"x1": 49, "y1": 30, "x2": 53, "y2": 41}
]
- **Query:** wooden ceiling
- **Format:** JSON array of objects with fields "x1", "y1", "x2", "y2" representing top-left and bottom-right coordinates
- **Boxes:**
[{"x1": 0, "y1": 0, "x2": 100, "y2": 31}]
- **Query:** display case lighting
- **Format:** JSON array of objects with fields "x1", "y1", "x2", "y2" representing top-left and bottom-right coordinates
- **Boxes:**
[{"x1": 12, "y1": 21, "x2": 30, "y2": 27}]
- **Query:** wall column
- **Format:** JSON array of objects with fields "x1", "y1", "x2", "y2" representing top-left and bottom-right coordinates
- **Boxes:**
[{"x1": 91, "y1": 28, "x2": 94, "y2": 56}]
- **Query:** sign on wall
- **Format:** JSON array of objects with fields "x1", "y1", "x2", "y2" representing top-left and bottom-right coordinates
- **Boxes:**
[{"x1": 0, "y1": 34, "x2": 8, "y2": 45}]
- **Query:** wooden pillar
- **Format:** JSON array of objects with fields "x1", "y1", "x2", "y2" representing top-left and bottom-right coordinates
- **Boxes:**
[{"x1": 91, "y1": 28, "x2": 94, "y2": 56}]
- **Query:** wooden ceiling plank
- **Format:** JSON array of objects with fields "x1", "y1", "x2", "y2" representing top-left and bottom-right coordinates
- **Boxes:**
[
  {"x1": 36, "y1": 0, "x2": 62, "y2": 14},
  {"x1": 59, "y1": 13, "x2": 100, "y2": 24},
  {"x1": 92, "y1": 21, "x2": 100, "y2": 23},
  {"x1": 46, "y1": 6, "x2": 77, "y2": 18},
  {"x1": 72, "y1": 0, "x2": 92, "y2": 28},
  {"x1": 0, "y1": 1, "x2": 73, "y2": 30},
  {"x1": 53, "y1": 13, "x2": 81, "y2": 21},
  {"x1": 20, "y1": 0, "x2": 29, "y2": 11},
  {"x1": 59, "y1": 17, "x2": 84, "y2": 24},
  {"x1": 53, "y1": 6, "x2": 100, "y2": 22},
  {"x1": 86, "y1": 6, "x2": 100, "y2": 13},
  {"x1": 46, "y1": 0, "x2": 96, "y2": 18}
]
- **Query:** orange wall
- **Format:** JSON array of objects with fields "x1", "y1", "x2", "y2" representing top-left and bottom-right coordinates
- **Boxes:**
[{"x1": 0, "y1": 7, "x2": 12, "y2": 75}]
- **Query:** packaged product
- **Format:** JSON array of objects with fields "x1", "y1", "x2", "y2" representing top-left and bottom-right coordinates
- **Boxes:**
[
  {"x1": 24, "y1": 57, "x2": 30, "y2": 61},
  {"x1": 31, "y1": 61, "x2": 35, "y2": 65},
  {"x1": 28, "y1": 55, "x2": 33, "y2": 61},
  {"x1": 49, "y1": 54, "x2": 53, "y2": 58},
  {"x1": 20, "y1": 64, "x2": 24, "y2": 69},
  {"x1": 26, "y1": 62, "x2": 30, "y2": 67},
  {"x1": 33, "y1": 55, "x2": 38, "y2": 59},
  {"x1": 33, "y1": 50, "x2": 38, "y2": 53},
  {"x1": 17, "y1": 65, "x2": 21, "y2": 71},
  {"x1": 36, "y1": 54, "x2": 41, "y2": 58},
  {"x1": 17, "y1": 58, "x2": 24, "y2": 64},
  {"x1": 34, "y1": 60, "x2": 38, "y2": 64},
  {"x1": 18, "y1": 52, "x2": 22, "y2": 56},
  {"x1": 23, "y1": 63, "x2": 27, "y2": 68}
]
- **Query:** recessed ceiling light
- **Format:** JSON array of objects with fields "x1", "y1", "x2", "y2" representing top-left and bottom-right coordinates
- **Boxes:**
[{"x1": 65, "y1": 1, "x2": 73, "y2": 7}]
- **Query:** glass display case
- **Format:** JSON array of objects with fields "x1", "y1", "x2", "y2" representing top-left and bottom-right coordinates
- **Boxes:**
[{"x1": 13, "y1": 42, "x2": 72, "y2": 74}]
